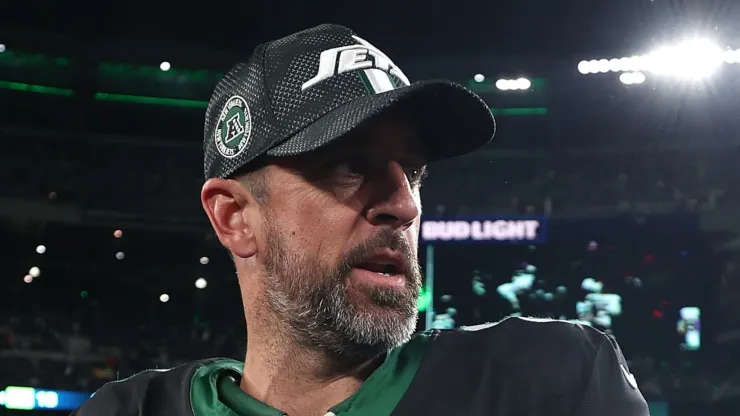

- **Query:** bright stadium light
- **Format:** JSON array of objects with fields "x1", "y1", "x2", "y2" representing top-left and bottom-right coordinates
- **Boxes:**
[
  {"x1": 577, "y1": 60, "x2": 594, "y2": 74},
  {"x1": 36, "y1": 245, "x2": 46, "y2": 254},
  {"x1": 620, "y1": 72, "x2": 646, "y2": 85},
  {"x1": 473, "y1": 74, "x2": 485, "y2": 82},
  {"x1": 514, "y1": 78, "x2": 531, "y2": 89},
  {"x1": 160, "y1": 61, "x2": 171, "y2": 71},
  {"x1": 159, "y1": 293, "x2": 170, "y2": 303},
  {"x1": 0, "y1": 44, "x2": 5, "y2": 53},
  {"x1": 646, "y1": 38, "x2": 724, "y2": 79},
  {"x1": 608, "y1": 58, "x2": 623, "y2": 72},
  {"x1": 724, "y1": 49, "x2": 740, "y2": 64},
  {"x1": 195, "y1": 278, "x2": 208, "y2": 289},
  {"x1": 496, "y1": 78, "x2": 531, "y2": 91},
  {"x1": 578, "y1": 38, "x2": 731, "y2": 80}
]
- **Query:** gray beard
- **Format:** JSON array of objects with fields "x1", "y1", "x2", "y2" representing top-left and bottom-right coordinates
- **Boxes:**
[{"x1": 261, "y1": 214, "x2": 421, "y2": 361}]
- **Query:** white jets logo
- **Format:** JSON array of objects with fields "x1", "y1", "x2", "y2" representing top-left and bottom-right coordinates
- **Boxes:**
[{"x1": 301, "y1": 35, "x2": 411, "y2": 93}]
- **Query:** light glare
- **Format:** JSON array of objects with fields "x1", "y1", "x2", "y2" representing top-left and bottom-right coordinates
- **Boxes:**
[{"x1": 646, "y1": 38, "x2": 724, "y2": 79}]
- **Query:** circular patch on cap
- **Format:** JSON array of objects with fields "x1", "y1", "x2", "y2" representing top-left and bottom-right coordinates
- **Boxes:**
[{"x1": 214, "y1": 95, "x2": 252, "y2": 159}]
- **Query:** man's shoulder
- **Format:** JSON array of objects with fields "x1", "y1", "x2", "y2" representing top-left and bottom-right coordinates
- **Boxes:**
[
  {"x1": 423, "y1": 316, "x2": 610, "y2": 372},
  {"x1": 397, "y1": 318, "x2": 649, "y2": 415},
  {"x1": 72, "y1": 358, "x2": 238, "y2": 416}
]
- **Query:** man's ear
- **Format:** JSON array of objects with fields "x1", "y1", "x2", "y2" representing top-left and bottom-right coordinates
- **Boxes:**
[{"x1": 201, "y1": 178, "x2": 259, "y2": 259}]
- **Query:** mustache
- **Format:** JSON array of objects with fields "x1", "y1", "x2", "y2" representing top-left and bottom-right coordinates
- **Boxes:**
[{"x1": 339, "y1": 228, "x2": 416, "y2": 276}]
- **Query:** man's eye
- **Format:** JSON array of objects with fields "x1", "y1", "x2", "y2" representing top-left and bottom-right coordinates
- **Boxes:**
[{"x1": 333, "y1": 160, "x2": 365, "y2": 178}]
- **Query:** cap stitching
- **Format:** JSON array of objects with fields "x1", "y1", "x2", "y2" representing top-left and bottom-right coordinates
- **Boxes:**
[{"x1": 261, "y1": 42, "x2": 278, "y2": 151}]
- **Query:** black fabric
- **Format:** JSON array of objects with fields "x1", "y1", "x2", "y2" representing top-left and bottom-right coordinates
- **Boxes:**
[
  {"x1": 203, "y1": 24, "x2": 496, "y2": 179},
  {"x1": 392, "y1": 317, "x2": 650, "y2": 416},
  {"x1": 69, "y1": 358, "x2": 223, "y2": 416}
]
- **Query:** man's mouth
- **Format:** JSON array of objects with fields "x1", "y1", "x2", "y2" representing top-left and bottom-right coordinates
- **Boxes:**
[
  {"x1": 351, "y1": 250, "x2": 409, "y2": 289},
  {"x1": 355, "y1": 261, "x2": 401, "y2": 276}
]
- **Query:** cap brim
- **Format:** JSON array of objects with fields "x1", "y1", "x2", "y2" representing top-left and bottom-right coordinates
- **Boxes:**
[{"x1": 266, "y1": 80, "x2": 496, "y2": 162}]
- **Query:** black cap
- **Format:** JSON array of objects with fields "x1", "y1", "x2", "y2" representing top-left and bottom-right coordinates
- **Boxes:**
[{"x1": 203, "y1": 24, "x2": 496, "y2": 179}]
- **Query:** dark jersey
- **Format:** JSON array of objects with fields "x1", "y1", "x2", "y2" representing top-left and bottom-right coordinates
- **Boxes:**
[{"x1": 72, "y1": 317, "x2": 649, "y2": 416}]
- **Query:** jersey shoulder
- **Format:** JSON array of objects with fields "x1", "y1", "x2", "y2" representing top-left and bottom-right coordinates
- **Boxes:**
[
  {"x1": 399, "y1": 318, "x2": 648, "y2": 415},
  {"x1": 72, "y1": 358, "x2": 231, "y2": 416},
  {"x1": 441, "y1": 316, "x2": 611, "y2": 376}
]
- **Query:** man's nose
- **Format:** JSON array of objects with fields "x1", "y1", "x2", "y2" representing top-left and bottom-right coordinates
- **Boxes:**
[{"x1": 365, "y1": 161, "x2": 421, "y2": 230}]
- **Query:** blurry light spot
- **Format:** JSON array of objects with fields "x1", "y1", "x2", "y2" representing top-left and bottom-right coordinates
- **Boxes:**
[
  {"x1": 160, "y1": 61, "x2": 171, "y2": 71},
  {"x1": 113, "y1": 229, "x2": 123, "y2": 238},
  {"x1": 24, "y1": 274, "x2": 33, "y2": 283},
  {"x1": 473, "y1": 73, "x2": 485, "y2": 82},
  {"x1": 619, "y1": 71, "x2": 646, "y2": 85},
  {"x1": 199, "y1": 256, "x2": 209, "y2": 265},
  {"x1": 115, "y1": 252, "x2": 125, "y2": 260},
  {"x1": 29, "y1": 266, "x2": 40, "y2": 278},
  {"x1": 195, "y1": 278, "x2": 208, "y2": 289},
  {"x1": 36, "y1": 245, "x2": 46, "y2": 254},
  {"x1": 160, "y1": 293, "x2": 170, "y2": 303},
  {"x1": 0, "y1": 44, "x2": 6, "y2": 53},
  {"x1": 80, "y1": 290, "x2": 89, "y2": 299},
  {"x1": 48, "y1": 192, "x2": 57, "y2": 200},
  {"x1": 515, "y1": 77, "x2": 531, "y2": 89}
]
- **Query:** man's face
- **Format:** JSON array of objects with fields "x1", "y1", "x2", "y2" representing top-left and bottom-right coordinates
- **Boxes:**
[{"x1": 257, "y1": 117, "x2": 425, "y2": 359}]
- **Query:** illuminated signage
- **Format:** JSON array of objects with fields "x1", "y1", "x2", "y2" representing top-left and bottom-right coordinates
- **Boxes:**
[
  {"x1": 421, "y1": 217, "x2": 547, "y2": 243},
  {"x1": 1, "y1": 386, "x2": 91, "y2": 411}
]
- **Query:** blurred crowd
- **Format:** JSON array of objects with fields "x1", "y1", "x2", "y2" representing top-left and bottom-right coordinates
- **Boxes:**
[
  {"x1": 0, "y1": 309, "x2": 244, "y2": 392},
  {"x1": 3, "y1": 137, "x2": 739, "y2": 221},
  {"x1": 425, "y1": 149, "x2": 735, "y2": 218}
]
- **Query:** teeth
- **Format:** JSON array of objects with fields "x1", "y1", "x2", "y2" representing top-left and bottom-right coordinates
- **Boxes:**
[{"x1": 376, "y1": 272, "x2": 391, "y2": 276}]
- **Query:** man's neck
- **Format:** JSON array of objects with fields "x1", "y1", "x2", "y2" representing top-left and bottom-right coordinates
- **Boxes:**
[{"x1": 239, "y1": 335, "x2": 381, "y2": 416}]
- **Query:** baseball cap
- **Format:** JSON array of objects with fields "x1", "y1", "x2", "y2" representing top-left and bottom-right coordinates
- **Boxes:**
[{"x1": 203, "y1": 24, "x2": 496, "y2": 179}]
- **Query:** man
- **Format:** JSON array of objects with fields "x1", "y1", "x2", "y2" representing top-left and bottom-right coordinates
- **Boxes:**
[{"x1": 73, "y1": 24, "x2": 649, "y2": 415}]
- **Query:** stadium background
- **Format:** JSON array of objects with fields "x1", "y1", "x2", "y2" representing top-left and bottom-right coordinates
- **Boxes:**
[{"x1": 3, "y1": 1, "x2": 740, "y2": 414}]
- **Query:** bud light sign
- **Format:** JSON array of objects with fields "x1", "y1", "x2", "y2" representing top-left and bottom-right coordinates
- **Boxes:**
[{"x1": 421, "y1": 217, "x2": 547, "y2": 244}]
